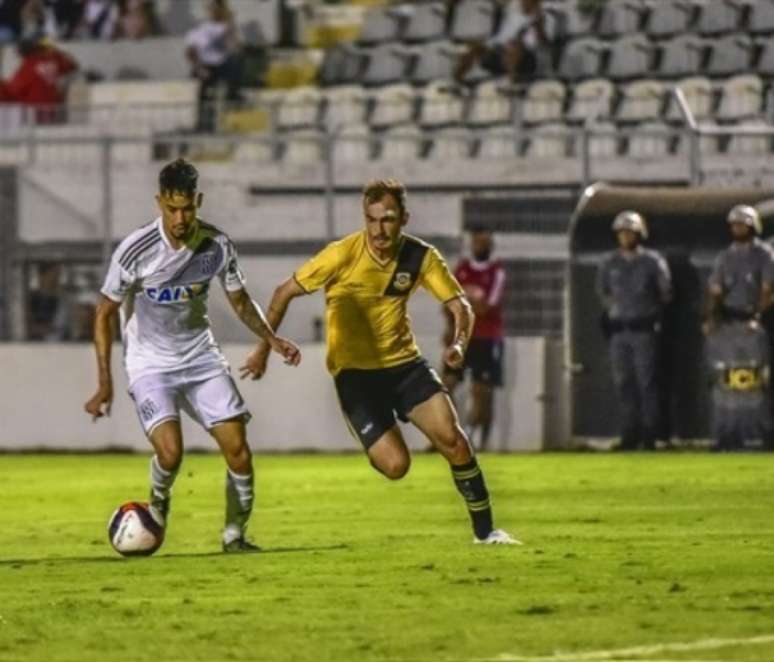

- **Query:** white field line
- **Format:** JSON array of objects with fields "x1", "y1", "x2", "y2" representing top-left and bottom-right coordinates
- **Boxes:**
[{"x1": 476, "y1": 634, "x2": 774, "y2": 662}]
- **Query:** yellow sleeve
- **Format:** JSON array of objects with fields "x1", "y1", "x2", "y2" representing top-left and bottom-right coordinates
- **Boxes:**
[
  {"x1": 420, "y1": 247, "x2": 465, "y2": 303},
  {"x1": 294, "y1": 241, "x2": 345, "y2": 293}
]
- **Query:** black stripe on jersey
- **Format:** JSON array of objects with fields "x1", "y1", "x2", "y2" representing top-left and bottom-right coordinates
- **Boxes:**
[
  {"x1": 384, "y1": 237, "x2": 429, "y2": 297},
  {"x1": 119, "y1": 230, "x2": 161, "y2": 269},
  {"x1": 118, "y1": 226, "x2": 159, "y2": 268}
]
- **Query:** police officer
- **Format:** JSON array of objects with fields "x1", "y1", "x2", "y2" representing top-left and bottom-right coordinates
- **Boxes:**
[
  {"x1": 597, "y1": 211, "x2": 672, "y2": 451},
  {"x1": 704, "y1": 204, "x2": 774, "y2": 450}
]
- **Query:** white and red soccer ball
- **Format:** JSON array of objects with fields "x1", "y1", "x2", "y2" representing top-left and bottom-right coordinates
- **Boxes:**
[{"x1": 107, "y1": 502, "x2": 164, "y2": 557}]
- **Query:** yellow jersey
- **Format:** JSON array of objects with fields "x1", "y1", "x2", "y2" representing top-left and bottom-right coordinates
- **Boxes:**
[{"x1": 294, "y1": 231, "x2": 464, "y2": 375}]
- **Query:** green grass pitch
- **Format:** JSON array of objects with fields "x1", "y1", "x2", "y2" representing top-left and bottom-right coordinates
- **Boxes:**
[{"x1": 1, "y1": 452, "x2": 773, "y2": 662}]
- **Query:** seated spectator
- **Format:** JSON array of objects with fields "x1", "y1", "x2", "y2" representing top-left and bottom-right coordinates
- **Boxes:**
[
  {"x1": 454, "y1": 0, "x2": 549, "y2": 84},
  {"x1": 77, "y1": 0, "x2": 118, "y2": 39},
  {"x1": 0, "y1": 0, "x2": 26, "y2": 44},
  {"x1": 115, "y1": 0, "x2": 162, "y2": 39},
  {"x1": 0, "y1": 34, "x2": 78, "y2": 123},
  {"x1": 27, "y1": 261, "x2": 68, "y2": 341},
  {"x1": 46, "y1": 0, "x2": 86, "y2": 40},
  {"x1": 186, "y1": 0, "x2": 243, "y2": 130}
]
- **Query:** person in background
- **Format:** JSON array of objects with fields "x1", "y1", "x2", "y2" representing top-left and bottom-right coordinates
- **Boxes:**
[
  {"x1": 0, "y1": 0, "x2": 26, "y2": 44},
  {"x1": 597, "y1": 211, "x2": 672, "y2": 451},
  {"x1": 115, "y1": 0, "x2": 161, "y2": 39},
  {"x1": 27, "y1": 261, "x2": 68, "y2": 341},
  {"x1": 77, "y1": 0, "x2": 118, "y2": 39},
  {"x1": 186, "y1": 0, "x2": 243, "y2": 131},
  {"x1": 442, "y1": 227, "x2": 506, "y2": 451},
  {"x1": 454, "y1": 0, "x2": 549, "y2": 84},
  {"x1": 0, "y1": 33, "x2": 78, "y2": 123}
]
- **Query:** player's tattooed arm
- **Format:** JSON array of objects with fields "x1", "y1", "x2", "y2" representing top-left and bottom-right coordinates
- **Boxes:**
[
  {"x1": 84, "y1": 295, "x2": 121, "y2": 421},
  {"x1": 443, "y1": 296, "x2": 475, "y2": 370},
  {"x1": 227, "y1": 286, "x2": 302, "y2": 379},
  {"x1": 238, "y1": 277, "x2": 307, "y2": 380}
]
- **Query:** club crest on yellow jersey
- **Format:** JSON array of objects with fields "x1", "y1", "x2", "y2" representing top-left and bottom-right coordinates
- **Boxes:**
[{"x1": 393, "y1": 272, "x2": 413, "y2": 292}]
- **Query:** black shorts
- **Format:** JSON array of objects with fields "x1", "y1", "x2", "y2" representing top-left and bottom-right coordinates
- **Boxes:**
[
  {"x1": 480, "y1": 45, "x2": 537, "y2": 78},
  {"x1": 334, "y1": 358, "x2": 445, "y2": 449},
  {"x1": 443, "y1": 338, "x2": 504, "y2": 387}
]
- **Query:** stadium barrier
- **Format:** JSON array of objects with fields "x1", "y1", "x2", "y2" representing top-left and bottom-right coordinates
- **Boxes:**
[{"x1": 0, "y1": 338, "x2": 568, "y2": 452}]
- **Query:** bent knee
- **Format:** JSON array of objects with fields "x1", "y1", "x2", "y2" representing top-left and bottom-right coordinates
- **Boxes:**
[
  {"x1": 225, "y1": 443, "x2": 252, "y2": 473},
  {"x1": 156, "y1": 446, "x2": 183, "y2": 472},
  {"x1": 377, "y1": 455, "x2": 411, "y2": 481}
]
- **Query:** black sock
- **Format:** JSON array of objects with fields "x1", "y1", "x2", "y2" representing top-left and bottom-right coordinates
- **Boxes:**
[{"x1": 451, "y1": 457, "x2": 493, "y2": 540}]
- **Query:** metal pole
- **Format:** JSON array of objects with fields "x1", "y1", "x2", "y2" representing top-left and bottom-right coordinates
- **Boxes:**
[
  {"x1": 672, "y1": 86, "x2": 702, "y2": 185},
  {"x1": 323, "y1": 126, "x2": 336, "y2": 242},
  {"x1": 580, "y1": 123, "x2": 591, "y2": 187},
  {"x1": 101, "y1": 136, "x2": 114, "y2": 269}
]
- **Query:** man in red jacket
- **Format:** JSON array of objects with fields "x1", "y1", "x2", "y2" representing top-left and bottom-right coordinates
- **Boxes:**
[{"x1": 0, "y1": 36, "x2": 78, "y2": 123}]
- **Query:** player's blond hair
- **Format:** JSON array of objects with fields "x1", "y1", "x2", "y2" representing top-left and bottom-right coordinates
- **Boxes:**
[{"x1": 363, "y1": 179, "x2": 408, "y2": 219}]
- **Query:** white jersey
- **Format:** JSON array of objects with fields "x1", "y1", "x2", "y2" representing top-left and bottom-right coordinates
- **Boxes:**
[{"x1": 101, "y1": 217, "x2": 246, "y2": 385}]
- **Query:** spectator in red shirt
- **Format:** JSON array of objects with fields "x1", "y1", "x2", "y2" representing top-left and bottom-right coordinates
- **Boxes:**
[
  {"x1": 0, "y1": 35, "x2": 78, "y2": 122},
  {"x1": 442, "y1": 227, "x2": 507, "y2": 451}
]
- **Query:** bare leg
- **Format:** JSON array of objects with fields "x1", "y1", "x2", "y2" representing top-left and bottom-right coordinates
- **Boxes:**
[
  {"x1": 367, "y1": 426, "x2": 411, "y2": 480},
  {"x1": 147, "y1": 419, "x2": 184, "y2": 523}
]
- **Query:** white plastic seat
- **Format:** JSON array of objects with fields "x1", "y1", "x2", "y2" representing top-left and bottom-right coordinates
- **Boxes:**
[
  {"x1": 705, "y1": 34, "x2": 755, "y2": 76},
  {"x1": 334, "y1": 123, "x2": 372, "y2": 163},
  {"x1": 570, "y1": 121, "x2": 617, "y2": 157},
  {"x1": 418, "y1": 81, "x2": 465, "y2": 128},
  {"x1": 597, "y1": 0, "x2": 648, "y2": 38},
  {"x1": 403, "y1": 2, "x2": 448, "y2": 42},
  {"x1": 468, "y1": 79, "x2": 513, "y2": 126},
  {"x1": 477, "y1": 124, "x2": 520, "y2": 159},
  {"x1": 524, "y1": 122, "x2": 570, "y2": 158},
  {"x1": 645, "y1": 0, "x2": 697, "y2": 39},
  {"x1": 657, "y1": 35, "x2": 706, "y2": 77},
  {"x1": 450, "y1": 0, "x2": 497, "y2": 42},
  {"x1": 523, "y1": 80, "x2": 565, "y2": 124},
  {"x1": 728, "y1": 119, "x2": 772, "y2": 155},
  {"x1": 369, "y1": 84, "x2": 416, "y2": 129},
  {"x1": 717, "y1": 75, "x2": 763, "y2": 121},
  {"x1": 626, "y1": 121, "x2": 672, "y2": 158},
  {"x1": 558, "y1": 37, "x2": 608, "y2": 81},
  {"x1": 549, "y1": 2, "x2": 598, "y2": 38},
  {"x1": 606, "y1": 34, "x2": 656, "y2": 80},
  {"x1": 323, "y1": 85, "x2": 368, "y2": 128},
  {"x1": 426, "y1": 127, "x2": 474, "y2": 160},
  {"x1": 674, "y1": 120, "x2": 722, "y2": 155},
  {"x1": 566, "y1": 78, "x2": 615, "y2": 123},
  {"x1": 277, "y1": 86, "x2": 322, "y2": 129},
  {"x1": 358, "y1": 5, "x2": 405, "y2": 45},
  {"x1": 378, "y1": 123, "x2": 423, "y2": 161},
  {"x1": 665, "y1": 76, "x2": 713, "y2": 122},
  {"x1": 616, "y1": 79, "x2": 666, "y2": 122},
  {"x1": 696, "y1": 0, "x2": 746, "y2": 35},
  {"x1": 411, "y1": 40, "x2": 464, "y2": 86},
  {"x1": 748, "y1": 0, "x2": 774, "y2": 34},
  {"x1": 282, "y1": 128, "x2": 324, "y2": 163},
  {"x1": 361, "y1": 43, "x2": 410, "y2": 86},
  {"x1": 234, "y1": 139, "x2": 276, "y2": 163}
]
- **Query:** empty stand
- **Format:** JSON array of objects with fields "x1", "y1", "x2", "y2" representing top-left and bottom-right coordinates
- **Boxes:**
[
  {"x1": 449, "y1": 0, "x2": 498, "y2": 42},
  {"x1": 369, "y1": 84, "x2": 416, "y2": 128},
  {"x1": 597, "y1": 0, "x2": 648, "y2": 38},
  {"x1": 403, "y1": 2, "x2": 448, "y2": 43},
  {"x1": 467, "y1": 79, "x2": 514, "y2": 126},
  {"x1": 606, "y1": 34, "x2": 656, "y2": 80},
  {"x1": 616, "y1": 79, "x2": 666, "y2": 123},
  {"x1": 566, "y1": 78, "x2": 616, "y2": 123},
  {"x1": 523, "y1": 80, "x2": 566, "y2": 124},
  {"x1": 418, "y1": 81, "x2": 465, "y2": 128},
  {"x1": 716, "y1": 74, "x2": 763, "y2": 120}
]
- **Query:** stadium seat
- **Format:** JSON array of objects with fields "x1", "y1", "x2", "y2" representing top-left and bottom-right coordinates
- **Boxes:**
[
  {"x1": 547, "y1": 2, "x2": 599, "y2": 38},
  {"x1": 626, "y1": 120, "x2": 672, "y2": 158},
  {"x1": 566, "y1": 78, "x2": 615, "y2": 123},
  {"x1": 664, "y1": 76, "x2": 714, "y2": 122},
  {"x1": 523, "y1": 80, "x2": 566, "y2": 124},
  {"x1": 449, "y1": 0, "x2": 498, "y2": 42},
  {"x1": 234, "y1": 138, "x2": 276, "y2": 163},
  {"x1": 696, "y1": 0, "x2": 747, "y2": 35},
  {"x1": 756, "y1": 39, "x2": 774, "y2": 76},
  {"x1": 657, "y1": 34, "x2": 707, "y2": 78},
  {"x1": 369, "y1": 84, "x2": 417, "y2": 129},
  {"x1": 411, "y1": 40, "x2": 465, "y2": 85},
  {"x1": 417, "y1": 81, "x2": 465, "y2": 128},
  {"x1": 282, "y1": 128, "x2": 324, "y2": 163},
  {"x1": 334, "y1": 123, "x2": 373, "y2": 162},
  {"x1": 322, "y1": 85, "x2": 369, "y2": 128},
  {"x1": 477, "y1": 124, "x2": 521, "y2": 158},
  {"x1": 727, "y1": 119, "x2": 772, "y2": 155},
  {"x1": 377, "y1": 123, "x2": 423, "y2": 160},
  {"x1": 606, "y1": 34, "x2": 657, "y2": 80},
  {"x1": 644, "y1": 0, "x2": 697, "y2": 39},
  {"x1": 705, "y1": 34, "x2": 755, "y2": 76},
  {"x1": 360, "y1": 42, "x2": 412, "y2": 86},
  {"x1": 748, "y1": 0, "x2": 774, "y2": 34},
  {"x1": 467, "y1": 79, "x2": 513, "y2": 126},
  {"x1": 426, "y1": 127, "x2": 475, "y2": 160},
  {"x1": 357, "y1": 4, "x2": 406, "y2": 45},
  {"x1": 318, "y1": 45, "x2": 365, "y2": 87},
  {"x1": 597, "y1": 0, "x2": 648, "y2": 38},
  {"x1": 524, "y1": 122, "x2": 571, "y2": 158},
  {"x1": 616, "y1": 79, "x2": 666, "y2": 122},
  {"x1": 717, "y1": 75, "x2": 764, "y2": 121},
  {"x1": 674, "y1": 120, "x2": 722, "y2": 155},
  {"x1": 557, "y1": 37, "x2": 608, "y2": 81},
  {"x1": 588, "y1": 121, "x2": 619, "y2": 157},
  {"x1": 403, "y1": 2, "x2": 449, "y2": 43},
  {"x1": 276, "y1": 86, "x2": 322, "y2": 129}
]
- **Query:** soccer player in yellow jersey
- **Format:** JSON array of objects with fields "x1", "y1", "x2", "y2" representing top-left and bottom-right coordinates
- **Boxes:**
[{"x1": 242, "y1": 179, "x2": 518, "y2": 544}]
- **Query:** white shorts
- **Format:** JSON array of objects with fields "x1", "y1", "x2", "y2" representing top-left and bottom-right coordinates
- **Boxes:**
[{"x1": 128, "y1": 369, "x2": 251, "y2": 436}]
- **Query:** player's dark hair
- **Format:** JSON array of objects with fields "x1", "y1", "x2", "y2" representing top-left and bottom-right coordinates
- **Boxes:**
[
  {"x1": 159, "y1": 158, "x2": 198, "y2": 196},
  {"x1": 363, "y1": 179, "x2": 408, "y2": 218}
]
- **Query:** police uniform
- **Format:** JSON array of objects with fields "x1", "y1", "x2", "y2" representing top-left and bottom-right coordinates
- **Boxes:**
[
  {"x1": 294, "y1": 230, "x2": 464, "y2": 448},
  {"x1": 709, "y1": 238, "x2": 774, "y2": 321},
  {"x1": 597, "y1": 244, "x2": 672, "y2": 450}
]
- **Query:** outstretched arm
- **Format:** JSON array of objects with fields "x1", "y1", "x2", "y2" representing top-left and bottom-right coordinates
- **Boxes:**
[
  {"x1": 226, "y1": 287, "x2": 301, "y2": 373},
  {"x1": 238, "y1": 277, "x2": 307, "y2": 380},
  {"x1": 84, "y1": 295, "x2": 121, "y2": 421},
  {"x1": 443, "y1": 296, "x2": 475, "y2": 370}
]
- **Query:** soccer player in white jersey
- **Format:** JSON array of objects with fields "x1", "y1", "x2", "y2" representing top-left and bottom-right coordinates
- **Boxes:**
[{"x1": 84, "y1": 158, "x2": 301, "y2": 553}]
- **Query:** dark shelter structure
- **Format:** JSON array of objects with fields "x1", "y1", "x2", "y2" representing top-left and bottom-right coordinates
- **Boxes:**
[{"x1": 568, "y1": 184, "x2": 774, "y2": 441}]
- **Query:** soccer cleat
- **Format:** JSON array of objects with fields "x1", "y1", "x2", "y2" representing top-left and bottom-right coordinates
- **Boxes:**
[
  {"x1": 222, "y1": 537, "x2": 262, "y2": 553},
  {"x1": 148, "y1": 495, "x2": 169, "y2": 527},
  {"x1": 474, "y1": 529, "x2": 522, "y2": 545}
]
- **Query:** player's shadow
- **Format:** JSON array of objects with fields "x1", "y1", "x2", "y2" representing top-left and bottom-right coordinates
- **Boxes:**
[{"x1": 0, "y1": 543, "x2": 349, "y2": 567}]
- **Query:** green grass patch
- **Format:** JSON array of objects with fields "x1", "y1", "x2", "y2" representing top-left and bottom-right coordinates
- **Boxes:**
[{"x1": 0, "y1": 453, "x2": 773, "y2": 662}]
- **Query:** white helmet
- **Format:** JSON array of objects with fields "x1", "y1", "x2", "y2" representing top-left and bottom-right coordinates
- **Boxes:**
[
  {"x1": 612, "y1": 210, "x2": 648, "y2": 239},
  {"x1": 727, "y1": 204, "x2": 762, "y2": 235}
]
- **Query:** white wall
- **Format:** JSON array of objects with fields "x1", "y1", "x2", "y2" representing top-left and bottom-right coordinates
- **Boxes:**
[{"x1": 0, "y1": 339, "x2": 568, "y2": 452}]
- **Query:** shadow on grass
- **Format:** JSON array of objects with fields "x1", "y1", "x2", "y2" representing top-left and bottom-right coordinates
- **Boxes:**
[{"x1": 0, "y1": 543, "x2": 349, "y2": 567}]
